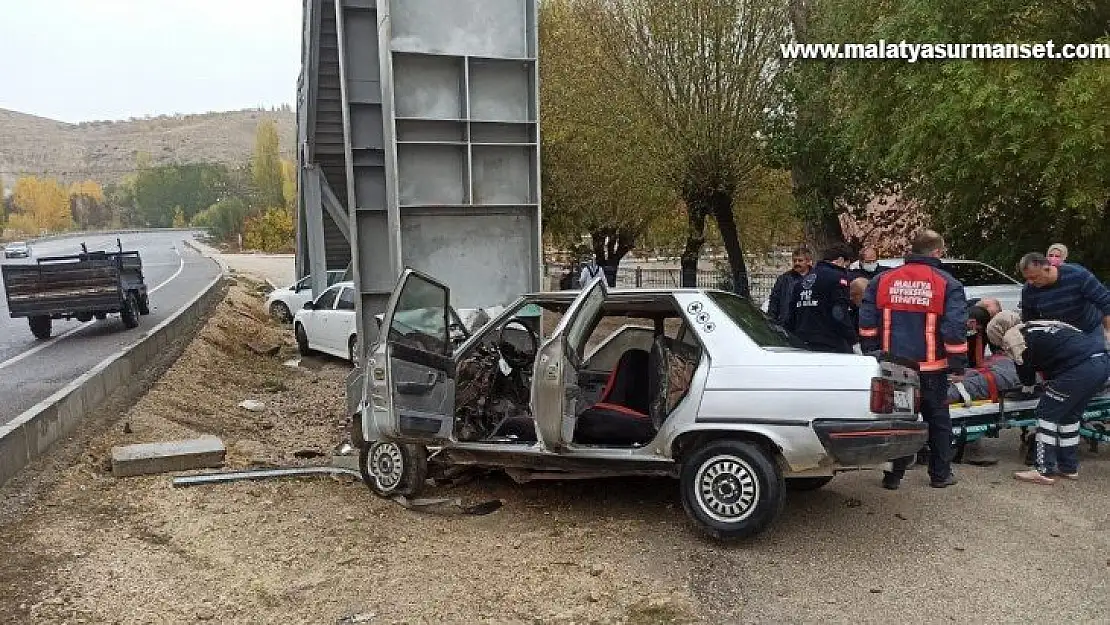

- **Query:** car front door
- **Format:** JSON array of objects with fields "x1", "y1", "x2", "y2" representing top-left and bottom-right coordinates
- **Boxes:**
[
  {"x1": 335, "y1": 286, "x2": 357, "y2": 360},
  {"x1": 372, "y1": 269, "x2": 455, "y2": 443},
  {"x1": 531, "y1": 276, "x2": 609, "y2": 451},
  {"x1": 310, "y1": 285, "x2": 342, "y2": 353}
]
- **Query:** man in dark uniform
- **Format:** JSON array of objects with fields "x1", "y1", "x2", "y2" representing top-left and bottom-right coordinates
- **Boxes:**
[
  {"x1": 788, "y1": 244, "x2": 857, "y2": 354},
  {"x1": 859, "y1": 230, "x2": 968, "y2": 489},
  {"x1": 986, "y1": 311, "x2": 1110, "y2": 484},
  {"x1": 767, "y1": 247, "x2": 812, "y2": 326}
]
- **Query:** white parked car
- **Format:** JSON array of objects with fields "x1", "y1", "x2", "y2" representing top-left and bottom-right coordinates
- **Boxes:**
[
  {"x1": 760, "y1": 258, "x2": 1023, "y2": 313},
  {"x1": 266, "y1": 270, "x2": 346, "y2": 323},
  {"x1": 293, "y1": 280, "x2": 359, "y2": 365},
  {"x1": 877, "y1": 258, "x2": 1022, "y2": 311}
]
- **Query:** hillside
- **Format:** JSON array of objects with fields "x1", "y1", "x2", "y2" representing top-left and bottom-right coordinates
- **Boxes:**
[{"x1": 0, "y1": 108, "x2": 296, "y2": 188}]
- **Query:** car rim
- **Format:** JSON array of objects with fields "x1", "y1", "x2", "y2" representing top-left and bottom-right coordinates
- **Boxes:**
[
  {"x1": 370, "y1": 442, "x2": 404, "y2": 492},
  {"x1": 694, "y1": 454, "x2": 760, "y2": 523}
]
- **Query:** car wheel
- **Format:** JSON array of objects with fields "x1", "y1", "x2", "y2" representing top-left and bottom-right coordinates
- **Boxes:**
[
  {"x1": 28, "y1": 316, "x2": 52, "y2": 340},
  {"x1": 785, "y1": 476, "x2": 834, "y2": 492},
  {"x1": 120, "y1": 293, "x2": 140, "y2": 329},
  {"x1": 270, "y1": 301, "x2": 292, "y2": 324},
  {"x1": 358, "y1": 441, "x2": 427, "y2": 498},
  {"x1": 679, "y1": 439, "x2": 784, "y2": 541},
  {"x1": 348, "y1": 335, "x2": 359, "y2": 368},
  {"x1": 137, "y1": 293, "x2": 151, "y2": 315},
  {"x1": 294, "y1": 323, "x2": 311, "y2": 356}
]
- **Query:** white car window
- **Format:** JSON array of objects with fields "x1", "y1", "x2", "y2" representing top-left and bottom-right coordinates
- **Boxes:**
[
  {"x1": 941, "y1": 262, "x2": 1019, "y2": 286},
  {"x1": 315, "y1": 285, "x2": 342, "y2": 309},
  {"x1": 337, "y1": 286, "x2": 356, "y2": 311}
]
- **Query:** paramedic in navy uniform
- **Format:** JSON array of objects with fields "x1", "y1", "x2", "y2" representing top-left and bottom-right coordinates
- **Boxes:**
[
  {"x1": 986, "y1": 311, "x2": 1110, "y2": 485},
  {"x1": 859, "y1": 230, "x2": 969, "y2": 490}
]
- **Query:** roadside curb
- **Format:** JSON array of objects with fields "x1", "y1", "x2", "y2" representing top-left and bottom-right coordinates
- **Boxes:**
[{"x1": 0, "y1": 240, "x2": 226, "y2": 488}]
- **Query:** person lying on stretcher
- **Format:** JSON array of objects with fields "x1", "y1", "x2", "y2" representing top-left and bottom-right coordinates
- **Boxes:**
[{"x1": 946, "y1": 353, "x2": 1022, "y2": 405}]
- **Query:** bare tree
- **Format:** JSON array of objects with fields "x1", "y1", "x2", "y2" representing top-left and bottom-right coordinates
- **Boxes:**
[{"x1": 584, "y1": 0, "x2": 791, "y2": 296}]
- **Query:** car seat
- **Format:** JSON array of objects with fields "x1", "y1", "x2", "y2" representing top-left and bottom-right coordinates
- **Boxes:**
[{"x1": 573, "y1": 348, "x2": 655, "y2": 445}]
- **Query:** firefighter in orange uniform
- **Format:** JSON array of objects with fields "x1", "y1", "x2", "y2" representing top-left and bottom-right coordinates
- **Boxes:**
[{"x1": 859, "y1": 230, "x2": 969, "y2": 490}]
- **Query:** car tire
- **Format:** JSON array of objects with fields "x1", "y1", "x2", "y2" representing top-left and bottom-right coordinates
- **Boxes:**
[
  {"x1": 679, "y1": 439, "x2": 784, "y2": 541},
  {"x1": 28, "y1": 316, "x2": 52, "y2": 340},
  {"x1": 348, "y1": 335, "x2": 359, "y2": 368},
  {"x1": 295, "y1": 323, "x2": 311, "y2": 356},
  {"x1": 785, "y1": 476, "x2": 834, "y2": 492},
  {"x1": 120, "y1": 293, "x2": 140, "y2": 329},
  {"x1": 358, "y1": 441, "x2": 427, "y2": 498},
  {"x1": 270, "y1": 301, "x2": 292, "y2": 324},
  {"x1": 137, "y1": 293, "x2": 151, "y2": 315}
]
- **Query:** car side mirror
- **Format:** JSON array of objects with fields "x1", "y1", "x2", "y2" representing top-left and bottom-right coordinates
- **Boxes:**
[{"x1": 303, "y1": 301, "x2": 315, "y2": 310}]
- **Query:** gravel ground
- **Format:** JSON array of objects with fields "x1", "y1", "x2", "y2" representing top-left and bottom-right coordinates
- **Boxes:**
[{"x1": 0, "y1": 280, "x2": 1107, "y2": 624}]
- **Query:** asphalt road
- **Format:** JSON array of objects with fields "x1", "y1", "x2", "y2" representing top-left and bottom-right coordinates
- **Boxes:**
[{"x1": 0, "y1": 231, "x2": 219, "y2": 425}]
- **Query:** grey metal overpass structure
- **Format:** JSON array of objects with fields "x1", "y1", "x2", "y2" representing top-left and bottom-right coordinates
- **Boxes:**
[{"x1": 295, "y1": 0, "x2": 543, "y2": 347}]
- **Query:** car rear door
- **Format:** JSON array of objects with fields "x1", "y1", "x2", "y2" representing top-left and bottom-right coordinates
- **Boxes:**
[
  {"x1": 531, "y1": 276, "x2": 609, "y2": 451},
  {"x1": 375, "y1": 269, "x2": 456, "y2": 443}
]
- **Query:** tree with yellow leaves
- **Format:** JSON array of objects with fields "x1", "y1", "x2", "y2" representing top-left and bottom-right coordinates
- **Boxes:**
[
  {"x1": 251, "y1": 120, "x2": 285, "y2": 209},
  {"x1": 69, "y1": 179, "x2": 108, "y2": 229},
  {"x1": 281, "y1": 159, "x2": 297, "y2": 210},
  {"x1": 11, "y1": 176, "x2": 74, "y2": 234}
]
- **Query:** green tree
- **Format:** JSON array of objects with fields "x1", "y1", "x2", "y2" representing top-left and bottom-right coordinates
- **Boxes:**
[
  {"x1": 193, "y1": 197, "x2": 250, "y2": 243},
  {"x1": 586, "y1": 0, "x2": 793, "y2": 296},
  {"x1": 764, "y1": 0, "x2": 892, "y2": 254},
  {"x1": 251, "y1": 120, "x2": 285, "y2": 209},
  {"x1": 172, "y1": 206, "x2": 187, "y2": 228},
  {"x1": 827, "y1": 0, "x2": 1110, "y2": 272},
  {"x1": 540, "y1": 0, "x2": 673, "y2": 276},
  {"x1": 132, "y1": 163, "x2": 231, "y2": 227}
]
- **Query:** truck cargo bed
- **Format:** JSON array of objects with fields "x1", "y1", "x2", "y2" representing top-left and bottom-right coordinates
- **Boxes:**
[{"x1": 2, "y1": 248, "x2": 145, "y2": 319}]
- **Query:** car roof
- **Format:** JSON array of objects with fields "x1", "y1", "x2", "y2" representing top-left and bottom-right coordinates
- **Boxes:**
[{"x1": 877, "y1": 257, "x2": 988, "y2": 266}]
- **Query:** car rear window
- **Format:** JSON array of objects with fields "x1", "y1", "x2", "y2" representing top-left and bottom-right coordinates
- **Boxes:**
[
  {"x1": 940, "y1": 262, "x2": 1018, "y2": 287},
  {"x1": 706, "y1": 291, "x2": 795, "y2": 348}
]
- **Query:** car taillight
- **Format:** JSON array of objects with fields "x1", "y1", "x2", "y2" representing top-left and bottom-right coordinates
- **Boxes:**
[{"x1": 870, "y1": 377, "x2": 894, "y2": 414}]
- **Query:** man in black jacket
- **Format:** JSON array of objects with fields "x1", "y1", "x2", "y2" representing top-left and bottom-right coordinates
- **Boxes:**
[
  {"x1": 788, "y1": 244, "x2": 857, "y2": 353},
  {"x1": 766, "y1": 247, "x2": 812, "y2": 326},
  {"x1": 986, "y1": 311, "x2": 1110, "y2": 484}
]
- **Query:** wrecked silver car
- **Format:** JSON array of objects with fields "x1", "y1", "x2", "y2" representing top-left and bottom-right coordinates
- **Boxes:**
[{"x1": 352, "y1": 269, "x2": 925, "y2": 540}]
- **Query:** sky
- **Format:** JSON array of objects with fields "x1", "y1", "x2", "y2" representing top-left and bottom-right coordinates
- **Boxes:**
[{"x1": 0, "y1": 0, "x2": 303, "y2": 123}]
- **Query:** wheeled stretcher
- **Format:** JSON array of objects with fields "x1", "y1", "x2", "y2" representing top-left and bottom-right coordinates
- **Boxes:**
[{"x1": 948, "y1": 390, "x2": 1110, "y2": 462}]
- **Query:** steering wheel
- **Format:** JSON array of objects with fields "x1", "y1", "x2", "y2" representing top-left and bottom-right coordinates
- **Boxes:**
[{"x1": 497, "y1": 319, "x2": 539, "y2": 369}]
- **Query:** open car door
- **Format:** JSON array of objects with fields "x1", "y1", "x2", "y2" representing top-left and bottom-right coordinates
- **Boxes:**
[
  {"x1": 367, "y1": 268, "x2": 456, "y2": 443},
  {"x1": 531, "y1": 275, "x2": 609, "y2": 451}
]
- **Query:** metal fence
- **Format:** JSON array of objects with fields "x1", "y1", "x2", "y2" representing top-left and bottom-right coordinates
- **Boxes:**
[{"x1": 545, "y1": 264, "x2": 778, "y2": 304}]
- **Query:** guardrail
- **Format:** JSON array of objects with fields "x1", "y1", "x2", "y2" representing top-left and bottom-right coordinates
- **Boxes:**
[
  {"x1": 0, "y1": 227, "x2": 206, "y2": 246},
  {"x1": 0, "y1": 238, "x2": 226, "y2": 487}
]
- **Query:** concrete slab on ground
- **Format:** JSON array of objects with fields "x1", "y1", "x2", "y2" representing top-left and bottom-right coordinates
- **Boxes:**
[{"x1": 111, "y1": 436, "x2": 226, "y2": 477}]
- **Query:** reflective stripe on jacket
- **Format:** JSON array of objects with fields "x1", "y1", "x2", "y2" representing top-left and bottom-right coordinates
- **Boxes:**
[{"x1": 858, "y1": 255, "x2": 970, "y2": 373}]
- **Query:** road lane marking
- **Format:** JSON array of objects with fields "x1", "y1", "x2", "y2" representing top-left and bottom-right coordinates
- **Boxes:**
[{"x1": 0, "y1": 245, "x2": 187, "y2": 371}]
